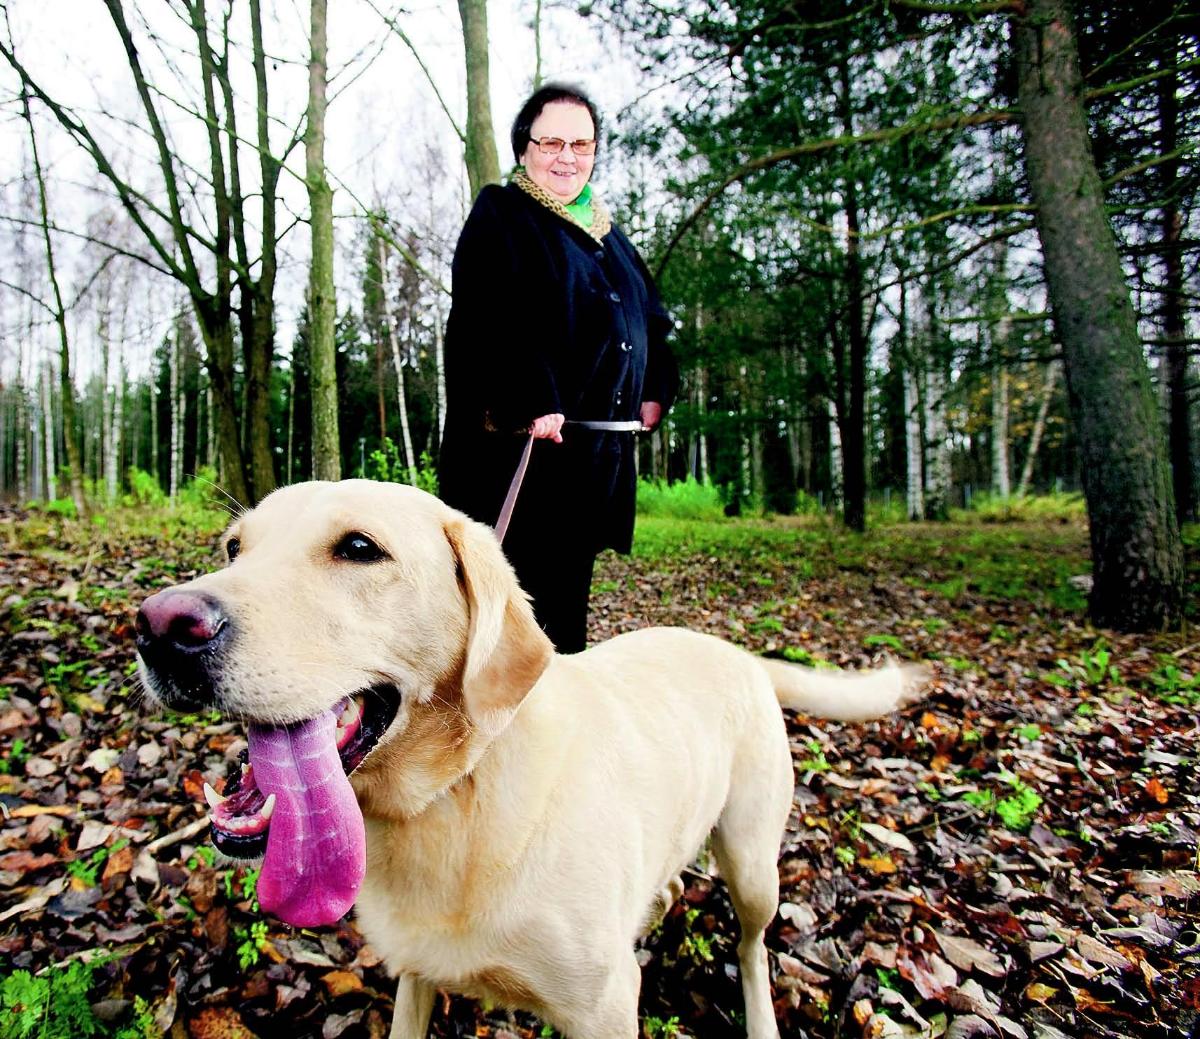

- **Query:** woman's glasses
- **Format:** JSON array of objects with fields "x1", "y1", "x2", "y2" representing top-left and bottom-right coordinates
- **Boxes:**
[{"x1": 529, "y1": 136, "x2": 597, "y2": 156}]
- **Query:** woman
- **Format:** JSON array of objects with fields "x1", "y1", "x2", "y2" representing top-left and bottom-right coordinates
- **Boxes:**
[{"x1": 439, "y1": 83, "x2": 678, "y2": 654}]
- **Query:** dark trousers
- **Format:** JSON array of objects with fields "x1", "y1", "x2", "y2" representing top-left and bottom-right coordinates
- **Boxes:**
[{"x1": 503, "y1": 535, "x2": 597, "y2": 654}]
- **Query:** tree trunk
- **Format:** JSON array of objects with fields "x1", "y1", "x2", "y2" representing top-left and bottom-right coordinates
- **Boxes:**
[
  {"x1": 837, "y1": 57, "x2": 867, "y2": 532},
  {"x1": 923, "y1": 364, "x2": 950, "y2": 521},
  {"x1": 170, "y1": 322, "x2": 181, "y2": 501},
  {"x1": 378, "y1": 242, "x2": 417, "y2": 484},
  {"x1": 243, "y1": 0, "x2": 280, "y2": 501},
  {"x1": 1017, "y1": 359, "x2": 1060, "y2": 498},
  {"x1": 40, "y1": 366, "x2": 56, "y2": 501},
  {"x1": 23, "y1": 89, "x2": 85, "y2": 515},
  {"x1": 1157, "y1": 60, "x2": 1193, "y2": 524},
  {"x1": 284, "y1": 370, "x2": 293, "y2": 486},
  {"x1": 458, "y1": 0, "x2": 501, "y2": 198},
  {"x1": 991, "y1": 321, "x2": 1011, "y2": 500},
  {"x1": 904, "y1": 364, "x2": 924, "y2": 521},
  {"x1": 1015, "y1": 0, "x2": 1182, "y2": 630},
  {"x1": 109, "y1": 362, "x2": 124, "y2": 502},
  {"x1": 307, "y1": 0, "x2": 340, "y2": 481},
  {"x1": 433, "y1": 302, "x2": 447, "y2": 450}
]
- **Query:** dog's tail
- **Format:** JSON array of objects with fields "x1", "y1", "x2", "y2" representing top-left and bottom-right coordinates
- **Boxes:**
[{"x1": 758, "y1": 657, "x2": 928, "y2": 722}]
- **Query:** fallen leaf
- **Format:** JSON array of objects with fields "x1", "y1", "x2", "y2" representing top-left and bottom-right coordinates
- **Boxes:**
[
  {"x1": 860, "y1": 821, "x2": 916, "y2": 854},
  {"x1": 77, "y1": 821, "x2": 116, "y2": 852},
  {"x1": 0, "y1": 876, "x2": 67, "y2": 923},
  {"x1": 858, "y1": 855, "x2": 898, "y2": 874},
  {"x1": 8, "y1": 804, "x2": 74, "y2": 819},
  {"x1": 187, "y1": 1007, "x2": 257, "y2": 1039},
  {"x1": 101, "y1": 844, "x2": 134, "y2": 882},
  {"x1": 321, "y1": 970, "x2": 364, "y2": 998},
  {"x1": 1145, "y1": 777, "x2": 1169, "y2": 804},
  {"x1": 1074, "y1": 934, "x2": 1132, "y2": 971},
  {"x1": 83, "y1": 747, "x2": 120, "y2": 773},
  {"x1": 934, "y1": 931, "x2": 1006, "y2": 978},
  {"x1": 0, "y1": 852, "x2": 59, "y2": 874}
]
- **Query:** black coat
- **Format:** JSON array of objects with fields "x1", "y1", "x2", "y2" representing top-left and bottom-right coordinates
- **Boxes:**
[{"x1": 438, "y1": 182, "x2": 678, "y2": 555}]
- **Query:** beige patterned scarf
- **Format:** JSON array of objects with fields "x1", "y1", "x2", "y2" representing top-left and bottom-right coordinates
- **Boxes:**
[{"x1": 512, "y1": 168, "x2": 612, "y2": 243}]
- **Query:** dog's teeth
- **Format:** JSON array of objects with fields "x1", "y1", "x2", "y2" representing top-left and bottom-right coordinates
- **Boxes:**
[
  {"x1": 203, "y1": 782, "x2": 226, "y2": 810},
  {"x1": 260, "y1": 793, "x2": 276, "y2": 821}
]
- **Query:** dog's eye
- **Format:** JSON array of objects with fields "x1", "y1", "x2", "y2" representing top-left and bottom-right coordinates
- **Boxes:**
[
  {"x1": 226, "y1": 537, "x2": 241, "y2": 562},
  {"x1": 334, "y1": 532, "x2": 387, "y2": 563}
]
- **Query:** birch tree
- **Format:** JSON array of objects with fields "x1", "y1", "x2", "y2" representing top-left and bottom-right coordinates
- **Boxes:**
[{"x1": 306, "y1": 0, "x2": 340, "y2": 481}]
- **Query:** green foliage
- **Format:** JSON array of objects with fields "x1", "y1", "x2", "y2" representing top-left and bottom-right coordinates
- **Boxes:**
[
  {"x1": 241, "y1": 867, "x2": 261, "y2": 912},
  {"x1": 643, "y1": 1016, "x2": 683, "y2": 1038},
  {"x1": 0, "y1": 738, "x2": 30, "y2": 774},
  {"x1": 864, "y1": 633, "x2": 905, "y2": 653},
  {"x1": 1145, "y1": 658, "x2": 1200, "y2": 705},
  {"x1": 33, "y1": 498, "x2": 79, "y2": 519},
  {"x1": 123, "y1": 469, "x2": 167, "y2": 508},
  {"x1": 0, "y1": 962, "x2": 100, "y2": 1039},
  {"x1": 1047, "y1": 641, "x2": 1121, "y2": 690},
  {"x1": 360, "y1": 439, "x2": 439, "y2": 495},
  {"x1": 1014, "y1": 724, "x2": 1042, "y2": 742},
  {"x1": 112, "y1": 997, "x2": 156, "y2": 1039},
  {"x1": 996, "y1": 774, "x2": 1043, "y2": 832},
  {"x1": 798, "y1": 739, "x2": 832, "y2": 773},
  {"x1": 636, "y1": 477, "x2": 726, "y2": 521},
  {"x1": 678, "y1": 908, "x2": 715, "y2": 964},
  {"x1": 951, "y1": 492, "x2": 1086, "y2": 524},
  {"x1": 963, "y1": 773, "x2": 1042, "y2": 832},
  {"x1": 65, "y1": 840, "x2": 129, "y2": 888},
  {"x1": 234, "y1": 921, "x2": 270, "y2": 971},
  {"x1": 876, "y1": 968, "x2": 901, "y2": 992}
]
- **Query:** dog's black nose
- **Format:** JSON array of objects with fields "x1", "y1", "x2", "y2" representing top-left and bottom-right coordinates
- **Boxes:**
[{"x1": 137, "y1": 589, "x2": 229, "y2": 656}]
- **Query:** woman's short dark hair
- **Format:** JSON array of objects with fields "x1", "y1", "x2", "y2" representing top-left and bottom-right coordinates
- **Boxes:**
[{"x1": 510, "y1": 83, "x2": 601, "y2": 163}]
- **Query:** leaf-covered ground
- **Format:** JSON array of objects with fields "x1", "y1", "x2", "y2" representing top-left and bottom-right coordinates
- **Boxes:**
[{"x1": 1, "y1": 506, "x2": 1197, "y2": 1039}]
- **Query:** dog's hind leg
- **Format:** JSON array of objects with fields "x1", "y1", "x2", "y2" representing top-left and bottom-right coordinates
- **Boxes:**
[
  {"x1": 712, "y1": 824, "x2": 784, "y2": 1039},
  {"x1": 712, "y1": 738, "x2": 791, "y2": 1039},
  {"x1": 389, "y1": 974, "x2": 435, "y2": 1039}
]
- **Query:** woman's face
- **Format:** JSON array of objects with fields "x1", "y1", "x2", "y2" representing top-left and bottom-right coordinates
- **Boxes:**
[{"x1": 521, "y1": 100, "x2": 596, "y2": 203}]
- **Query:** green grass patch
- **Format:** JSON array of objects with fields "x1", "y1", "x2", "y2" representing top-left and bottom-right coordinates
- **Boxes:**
[
  {"x1": 636, "y1": 477, "x2": 726, "y2": 521},
  {"x1": 950, "y1": 491, "x2": 1087, "y2": 524}
]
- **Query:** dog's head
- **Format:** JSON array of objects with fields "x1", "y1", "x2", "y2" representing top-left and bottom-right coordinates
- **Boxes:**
[{"x1": 135, "y1": 479, "x2": 553, "y2": 926}]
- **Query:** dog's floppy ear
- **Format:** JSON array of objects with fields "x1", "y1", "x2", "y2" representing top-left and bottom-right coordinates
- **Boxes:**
[{"x1": 444, "y1": 516, "x2": 553, "y2": 730}]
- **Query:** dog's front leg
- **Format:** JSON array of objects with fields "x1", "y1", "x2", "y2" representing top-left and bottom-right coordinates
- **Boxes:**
[{"x1": 389, "y1": 973, "x2": 435, "y2": 1039}]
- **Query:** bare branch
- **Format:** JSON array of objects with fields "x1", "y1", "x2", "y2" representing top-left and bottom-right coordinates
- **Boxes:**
[
  {"x1": 655, "y1": 108, "x2": 1016, "y2": 276},
  {"x1": 362, "y1": 0, "x2": 465, "y2": 144}
]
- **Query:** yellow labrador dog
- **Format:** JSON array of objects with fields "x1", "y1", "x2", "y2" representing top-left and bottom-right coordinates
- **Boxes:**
[{"x1": 135, "y1": 480, "x2": 925, "y2": 1039}]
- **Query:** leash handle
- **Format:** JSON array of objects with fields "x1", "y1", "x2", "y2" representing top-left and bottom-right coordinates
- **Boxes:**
[{"x1": 494, "y1": 432, "x2": 535, "y2": 544}]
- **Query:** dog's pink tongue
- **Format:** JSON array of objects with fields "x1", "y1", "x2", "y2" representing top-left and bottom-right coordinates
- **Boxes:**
[{"x1": 247, "y1": 710, "x2": 365, "y2": 927}]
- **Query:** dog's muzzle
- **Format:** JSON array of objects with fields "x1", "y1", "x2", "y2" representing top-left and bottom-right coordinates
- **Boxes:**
[{"x1": 136, "y1": 588, "x2": 231, "y2": 708}]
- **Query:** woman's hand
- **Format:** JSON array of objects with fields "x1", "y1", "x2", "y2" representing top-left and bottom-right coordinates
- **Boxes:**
[
  {"x1": 640, "y1": 401, "x2": 663, "y2": 431},
  {"x1": 530, "y1": 413, "x2": 565, "y2": 442}
]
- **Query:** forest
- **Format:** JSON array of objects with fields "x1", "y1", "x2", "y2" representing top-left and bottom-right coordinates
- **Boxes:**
[
  {"x1": 0, "y1": 2, "x2": 1198, "y2": 1038},
  {"x1": 0, "y1": 0, "x2": 1194, "y2": 631}
]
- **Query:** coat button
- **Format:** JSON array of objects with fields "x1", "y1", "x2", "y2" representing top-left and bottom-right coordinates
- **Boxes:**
[
  {"x1": 615, "y1": 392, "x2": 623, "y2": 405},
  {"x1": 620, "y1": 341, "x2": 631, "y2": 352},
  {"x1": 609, "y1": 291, "x2": 621, "y2": 303},
  {"x1": 595, "y1": 250, "x2": 605, "y2": 261}
]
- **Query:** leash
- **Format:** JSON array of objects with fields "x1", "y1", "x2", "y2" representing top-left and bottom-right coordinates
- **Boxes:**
[
  {"x1": 493, "y1": 420, "x2": 649, "y2": 543},
  {"x1": 494, "y1": 433, "x2": 535, "y2": 544}
]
